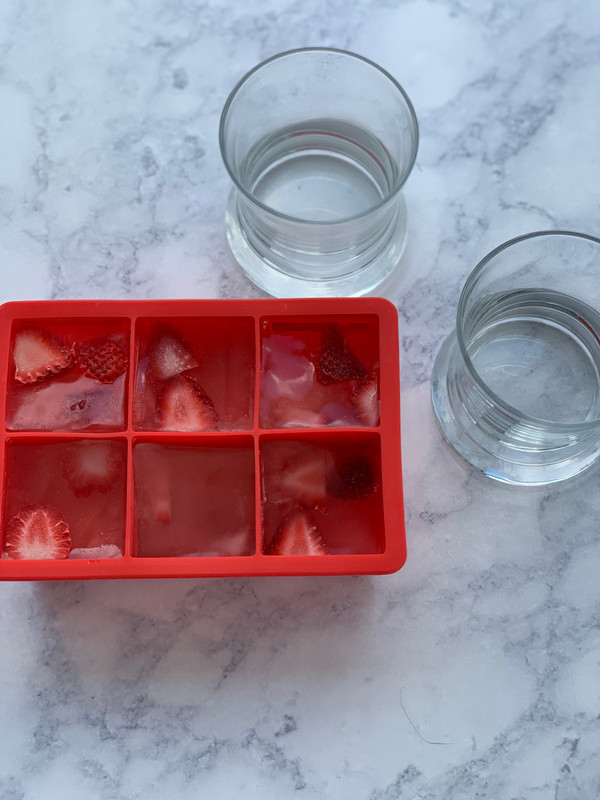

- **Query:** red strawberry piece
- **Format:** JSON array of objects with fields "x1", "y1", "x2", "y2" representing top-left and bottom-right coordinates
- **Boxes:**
[
  {"x1": 147, "y1": 328, "x2": 199, "y2": 382},
  {"x1": 62, "y1": 441, "x2": 121, "y2": 497},
  {"x1": 13, "y1": 329, "x2": 73, "y2": 384},
  {"x1": 353, "y1": 374, "x2": 380, "y2": 426},
  {"x1": 77, "y1": 335, "x2": 128, "y2": 384},
  {"x1": 4, "y1": 506, "x2": 72, "y2": 560},
  {"x1": 156, "y1": 374, "x2": 218, "y2": 431},
  {"x1": 267, "y1": 509, "x2": 329, "y2": 556},
  {"x1": 315, "y1": 324, "x2": 367, "y2": 385},
  {"x1": 277, "y1": 450, "x2": 334, "y2": 507},
  {"x1": 329, "y1": 456, "x2": 376, "y2": 500}
]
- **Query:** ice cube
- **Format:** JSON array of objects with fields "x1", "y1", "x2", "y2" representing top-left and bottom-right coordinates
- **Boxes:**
[
  {"x1": 134, "y1": 443, "x2": 255, "y2": 557},
  {"x1": 260, "y1": 325, "x2": 380, "y2": 429},
  {"x1": 4, "y1": 439, "x2": 127, "y2": 554},
  {"x1": 261, "y1": 334, "x2": 315, "y2": 402},
  {"x1": 261, "y1": 438, "x2": 385, "y2": 554},
  {"x1": 9, "y1": 374, "x2": 126, "y2": 431}
]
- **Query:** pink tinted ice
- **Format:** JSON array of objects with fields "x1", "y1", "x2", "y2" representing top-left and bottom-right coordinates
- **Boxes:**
[
  {"x1": 261, "y1": 334, "x2": 315, "y2": 401},
  {"x1": 8, "y1": 374, "x2": 127, "y2": 431},
  {"x1": 260, "y1": 330, "x2": 379, "y2": 428},
  {"x1": 134, "y1": 320, "x2": 254, "y2": 431},
  {"x1": 134, "y1": 443, "x2": 255, "y2": 558},
  {"x1": 62, "y1": 440, "x2": 120, "y2": 494}
]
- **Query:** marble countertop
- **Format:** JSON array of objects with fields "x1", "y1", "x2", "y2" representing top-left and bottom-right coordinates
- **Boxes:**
[{"x1": 1, "y1": 1, "x2": 600, "y2": 797}]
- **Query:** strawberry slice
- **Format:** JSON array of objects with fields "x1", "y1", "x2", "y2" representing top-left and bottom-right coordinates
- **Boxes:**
[
  {"x1": 353, "y1": 374, "x2": 380, "y2": 426},
  {"x1": 329, "y1": 456, "x2": 376, "y2": 500},
  {"x1": 267, "y1": 509, "x2": 329, "y2": 556},
  {"x1": 62, "y1": 441, "x2": 121, "y2": 497},
  {"x1": 13, "y1": 329, "x2": 73, "y2": 384},
  {"x1": 77, "y1": 335, "x2": 128, "y2": 384},
  {"x1": 268, "y1": 509, "x2": 329, "y2": 556},
  {"x1": 4, "y1": 506, "x2": 72, "y2": 560},
  {"x1": 277, "y1": 451, "x2": 334, "y2": 507},
  {"x1": 156, "y1": 374, "x2": 218, "y2": 431},
  {"x1": 314, "y1": 324, "x2": 366, "y2": 385},
  {"x1": 147, "y1": 328, "x2": 199, "y2": 382}
]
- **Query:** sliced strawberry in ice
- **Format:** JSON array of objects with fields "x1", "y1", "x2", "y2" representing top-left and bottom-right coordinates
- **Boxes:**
[
  {"x1": 4, "y1": 506, "x2": 72, "y2": 560},
  {"x1": 63, "y1": 441, "x2": 121, "y2": 497},
  {"x1": 353, "y1": 374, "x2": 380, "y2": 426},
  {"x1": 314, "y1": 324, "x2": 367, "y2": 385},
  {"x1": 77, "y1": 335, "x2": 128, "y2": 384},
  {"x1": 13, "y1": 329, "x2": 73, "y2": 384},
  {"x1": 277, "y1": 451, "x2": 334, "y2": 507},
  {"x1": 147, "y1": 328, "x2": 199, "y2": 381},
  {"x1": 329, "y1": 456, "x2": 376, "y2": 499},
  {"x1": 156, "y1": 374, "x2": 218, "y2": 431},
  {"x1": 267, "y1": 509, "x2": 329, "y2": 556}
]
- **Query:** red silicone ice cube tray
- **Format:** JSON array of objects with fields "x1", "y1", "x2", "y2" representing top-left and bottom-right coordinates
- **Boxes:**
[{"x1": 0, "y1": 298, "x2": 405, "y2": 579}]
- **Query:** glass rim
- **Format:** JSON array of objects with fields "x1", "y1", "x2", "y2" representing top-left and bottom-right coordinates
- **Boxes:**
[
  {"x1": 218, "y1": 47, "x2": 419, "y2": 226},
  {"x1": 456, "y1": 229, "x2": 600, "y2": 432}
]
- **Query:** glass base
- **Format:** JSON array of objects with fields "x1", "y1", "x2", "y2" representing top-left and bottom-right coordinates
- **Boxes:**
[
  {"x1": 225, "y1": 190, "x2": 408, "y2": 298},
  {"x1": 431, "y1": 331, "x2": 600, "y2": 485}
]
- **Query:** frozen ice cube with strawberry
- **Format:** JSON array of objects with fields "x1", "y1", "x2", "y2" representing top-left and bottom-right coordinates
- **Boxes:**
[
  {"x1": 260, "y1": 322, "x2": 380, "y2": 428},
  {"x1": 3, "y1": 506, "x2": 71, "y2": 560},
  {"x1": 156, "y1": 374, "x2": 218, "y2": 432},
  {"x1": 267, "y1": 509, "x2": 329, "y2": 556},
  {"x1": 13, "y1": 329, "x2": 73, "y2": 384},
  {"x1": 134, "y1": 325, "x2": 219, "y2": 431},
  {"x1": 77, "y1": 334, "x2": 128, "y2": 384},
  {"x1": 261, "y1": 438, "x2": 383, "y2": 555},
  {"x1": 7, "y1": 327, "x2": 129, "y2": 431}
]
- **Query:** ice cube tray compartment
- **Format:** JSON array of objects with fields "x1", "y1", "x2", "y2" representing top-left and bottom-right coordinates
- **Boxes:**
[
  {"x1": 3, "y1": 437, "x2": 128, "y2": 556},
  {"x1": 259, "y1": 315, "x2": 381, "y2": 429},
  {"x1": 134, "y1": 316, "x2": 255, "y2": 431},
  {"x1": 6, "y1": 317, "x2": 130, "y2": 432},
  {"x1": 0, "y1": 298, "x2": 405, "y2": 579},
  {"x1": 260, "y1": 431, "x2": 385, "y2": 555},
  {"x1": 133, "y1": 437, "x2": 256, "y2": 558}
]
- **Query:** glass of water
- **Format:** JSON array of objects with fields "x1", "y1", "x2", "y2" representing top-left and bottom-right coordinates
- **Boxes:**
[
  {"x1": 219, "y1": 48, "x2": 418, "y2": 297},
  {"x1": 431, "y1": 231, "x2": 600, "y2": 485}
]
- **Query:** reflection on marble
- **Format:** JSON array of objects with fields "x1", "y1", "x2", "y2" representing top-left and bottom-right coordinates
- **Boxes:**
[{"x1": 1, "y1": 0, "x2": 600, "y2": 797}]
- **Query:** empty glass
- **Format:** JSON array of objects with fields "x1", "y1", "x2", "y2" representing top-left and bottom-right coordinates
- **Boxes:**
[
  {"x1": 431, "y1": 231, "x2": 600, "y2": 485},
  {"x1": 219, "y1": 48, "x2": 418, "y2": 298}
]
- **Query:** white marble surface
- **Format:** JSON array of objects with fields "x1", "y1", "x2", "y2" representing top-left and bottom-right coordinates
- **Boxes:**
[{"x1": 1, "y1": 1, "x2": 600, "y2": 798}]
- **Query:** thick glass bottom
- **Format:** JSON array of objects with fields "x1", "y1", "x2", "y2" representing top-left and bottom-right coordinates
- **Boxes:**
[
  {"x1": 431, "y1": 331, "x2": 600, "y2": 485},
  {"x1": 225, "y1": 190, "x2": 408, "y2": 298}
]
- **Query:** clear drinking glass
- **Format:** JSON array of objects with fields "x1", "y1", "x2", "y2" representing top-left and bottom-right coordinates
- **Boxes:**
[
  {"x1": 431, "y1": 231, "x2": 600, "y2": 485},
  {"x1": 219, "y1": 48, "x2": 418, "y2": 298}
]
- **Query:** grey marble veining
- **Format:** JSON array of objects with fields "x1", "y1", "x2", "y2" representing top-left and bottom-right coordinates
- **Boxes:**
[{"x1": 1, "y1": 0, "x2": 600, "y2": 798}]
